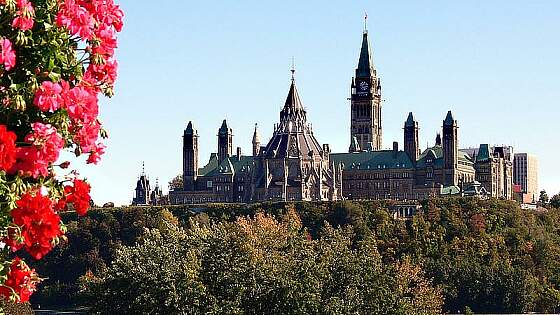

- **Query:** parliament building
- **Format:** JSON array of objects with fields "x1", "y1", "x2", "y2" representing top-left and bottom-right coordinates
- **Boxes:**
[{"x1": 168, "y1": 27, "x2": 513, "y2": 204}]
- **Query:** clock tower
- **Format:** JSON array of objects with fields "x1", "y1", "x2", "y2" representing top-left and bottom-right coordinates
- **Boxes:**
[{"x1": 349, "y1": 25, "x2": 382, "y2": 152}]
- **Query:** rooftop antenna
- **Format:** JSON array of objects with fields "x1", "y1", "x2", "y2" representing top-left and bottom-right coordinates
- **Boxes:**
[
  {"x1": 142, "y1": 161, "x2": 145, "y2": 175},
  {"x1": 291, "y1": 56, "x2": 295, "y2": 80}
]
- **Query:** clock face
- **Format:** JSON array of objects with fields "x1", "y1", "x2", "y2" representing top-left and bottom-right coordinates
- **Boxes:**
[{"x1": 359, "y1": 81, "x2": 369, "y2": 91}]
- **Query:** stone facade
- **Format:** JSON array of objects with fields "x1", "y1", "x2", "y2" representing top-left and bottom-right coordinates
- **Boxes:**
[
  {"x1": 169, "y1": 75, "x2": 341, "y2": 204},
  {"x1": 469, "y1": 144, "x2": 514, "y2": 200},
  {"x1": 132, "y1": 167, "x2": 163, "y2": 205},
  {"x1": 350, "y1": 30, "x2": 382, "y2": 152},
  {"x1": 164, "y1": 26, "x2": 517, "y2": 205}
]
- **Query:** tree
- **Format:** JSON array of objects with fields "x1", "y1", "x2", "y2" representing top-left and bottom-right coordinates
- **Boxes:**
[
  {"x1": 540, "y1": 190, "x2": 550, "y2": 205},
  {"x1": 87, "y1": 210, "x2": 444, "y2": 314},
  {"x1": 550, "y1": 194, "x2": 560, "y2": 209},
  {"x1": 0, "y1": 0, "x2": 123, "y2": 305},
  {"x1": 168, "y1": 174, "x2": 183, "y2": 191}
]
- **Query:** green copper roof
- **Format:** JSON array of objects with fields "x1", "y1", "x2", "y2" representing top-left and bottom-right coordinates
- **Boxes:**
[
  {"x1": 218, "y1": 119, "x2": 231, "y2": 135},
  {"x1": 356, "y1": 32, "x2": 374, "y2": 77},
  {"x1": 417, "y1": 146, "x2": 444, "y2": 168},
  {"x1": 459, "y1": 151, "x2": 473, "y2": 162},
  {"x1": 441, "y1": 185, "x2": 461, "y2": 195},
  {"x1": 404, "y1": 112, "x2": 416, "y2": 128},
  {"x1": 331, "y1": 150, "x2": 414, "y2": 171},
  {"x1": 419, "y1": 145, "x2": 443, "y2": 160},
  {"x1": 444, "y1": 111, "x2": 456, "y2": 126},
  {"x1": 476, "y1": 144, "x2": 490, "y2": 162},
  {"x1": 416, "y1": 145, "x2": 473, "y2": 168},
  {"x1": 198, "y1": 154, "x2": 255, "y2": 177},
  {"x1": 184, "y1": 121, "x2": 196, "y2": 135},
  {"x1": 198, "y1": 153, "x2": 219, "y2": 176}
]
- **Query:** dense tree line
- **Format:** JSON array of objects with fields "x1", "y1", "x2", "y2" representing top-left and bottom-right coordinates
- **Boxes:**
[{"x1": 29, "y1": 197, "x2": 560, "y2": 313}]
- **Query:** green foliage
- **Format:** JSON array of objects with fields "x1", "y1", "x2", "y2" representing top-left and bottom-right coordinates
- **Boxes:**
[
  {"x1": 540, "y1": 190, "x2": 550, "y2": 204},
  {"x1": 30, "y1": 198, "x2": 560, "y2": 313},
  {"x1": 168, "y1": 174, "x2": 183, "y2": 191},
  {"x1": 550, "y1": 193, "x2": 560, "y2": 209},
  {"x1": 87, "y1": 211, "x2": 443, "y2": 314}
]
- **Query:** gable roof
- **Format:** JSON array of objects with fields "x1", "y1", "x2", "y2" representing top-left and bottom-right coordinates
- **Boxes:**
[
  {"x1": 416, "y1": 145, "x2": 473, "y2": 168},
  {"x1": 198, "y1": 154, "x2": 255, "y2": 177},
  {"x1": 476, "y1": 144, "x2": 490, "y2": 162}
]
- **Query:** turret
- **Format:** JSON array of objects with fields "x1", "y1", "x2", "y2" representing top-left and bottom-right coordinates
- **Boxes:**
[
  {"x1": 252, "y1": 123, "x2": 261, "y2": 156},
  {"x1": 183, "y1": 122, "x2": 198, "y2": 191},
  {"x1": 218, "y1": 119, "x2": 233, "y2": 163},
  {"x1": 404, "y1": 112, "x2": 419, "y2": 163},
  {"x1": 443, "y1": 111, "x2": 458, "y2": 185}
]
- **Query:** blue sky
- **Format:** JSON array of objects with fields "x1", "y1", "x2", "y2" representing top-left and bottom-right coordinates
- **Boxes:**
[{"x1": 80, "y1": 0, "x2": 560, "y2": 205}]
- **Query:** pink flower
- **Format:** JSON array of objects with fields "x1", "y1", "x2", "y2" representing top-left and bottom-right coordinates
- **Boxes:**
[
  {"x1": 64, "y1": 86, "x2": 98, "y2": 124},
  {"x1": 73, "y1": 120, "x2": 100, "y2": 152},
  {"x1": 56, "y1": 0, "x2": 93, "y2": 39},
  {"x1": 86, "y1": 142, "x2": 105, "y2": 164},
  {"x1": 0, "y1": 38, "x2": 16, "y2": 71},
  {"x1": 12, "y1": 0, "x2": 35, "y2": 31},
  {"x1": 92, "y1": 23, "x2": 117, "y2": 57},
  {"x1": 84, "y1": 58, "x2": 118, "y2": 86},
  {"x1": 34, "y1": 81, "x2": 63, "y2": 112},
  {"x1": 11, "y1": 123, "x2": 64, "y2": 178}
]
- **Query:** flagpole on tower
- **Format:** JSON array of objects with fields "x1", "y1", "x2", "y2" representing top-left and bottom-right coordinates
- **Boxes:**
[
  {"x1": 364, "y1": 11, "x2": 368, "y2": 33},
  {"x1": 291, "y1": 56, "x2": 295, "y2": 80}
]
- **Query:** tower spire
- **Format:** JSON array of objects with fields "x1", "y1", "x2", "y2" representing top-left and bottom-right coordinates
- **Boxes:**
[{"x1": 356, "y1": 27, "x2": 374, "y2": 77}]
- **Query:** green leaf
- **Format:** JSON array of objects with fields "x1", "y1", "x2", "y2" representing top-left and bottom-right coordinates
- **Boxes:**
[{"x1": 48, "y1": 71, "x2": 61, "y2": 82}]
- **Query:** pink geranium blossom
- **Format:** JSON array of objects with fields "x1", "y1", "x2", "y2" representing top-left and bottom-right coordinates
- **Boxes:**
[
  {"x1": 11, "y1": 123, "x2": 64, "y2": 178},
  {"x1": 86, "y1": 143, "x2": 105, "y2": 164},
  {"x1": 34, "y1": 81, "x2": 63, "y2": 112},
  {"x1": 73, "y1": 120, "x2": 100, "y2": 152},
  {"x1": 0, "y1": 39, "x2": 16, "y2": 70},
  {"x1": 56, "y1": 0, "x2": 94, "y2": 39},
  {"x1": 64, "y1": 86, "x2": 98, "y2": 124},
  {"x1": 12, "y1": 0, "x2": 35, "y2": 31}
]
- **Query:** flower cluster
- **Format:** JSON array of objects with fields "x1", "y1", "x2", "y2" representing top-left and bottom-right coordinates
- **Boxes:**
[
  {"x1": 5, "y1": 192, "x2": 63, "y2": 260},
  {"x1": 0, "y1": 124, "x2": 17, "y2": 171},
  {"x1": 57, "y1": 0, "x2": 123, "y2": 91},
  {"x1": 0, "y1": 38, "x2": 16, "y2": 70},
  {"x1": 0, "y1": 0, "x2": 122, "y2": 303},
  {"x1": 11, "y1": 123, "x2": 64, "y2": 178},
  {"x1": 12, "y1": 0, "x2": 35, "y2": 31},
  {"x1": 58, "y1": 178, "x2": 91, "y2": 216},
  {"x1": 0, "y1": 258, "x2": 39, "y2": 303}
]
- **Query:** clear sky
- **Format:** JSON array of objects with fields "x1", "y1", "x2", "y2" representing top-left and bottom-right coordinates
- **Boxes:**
[{"x1": 80, "y1": 0, "x2": 560, "y2": 205}]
